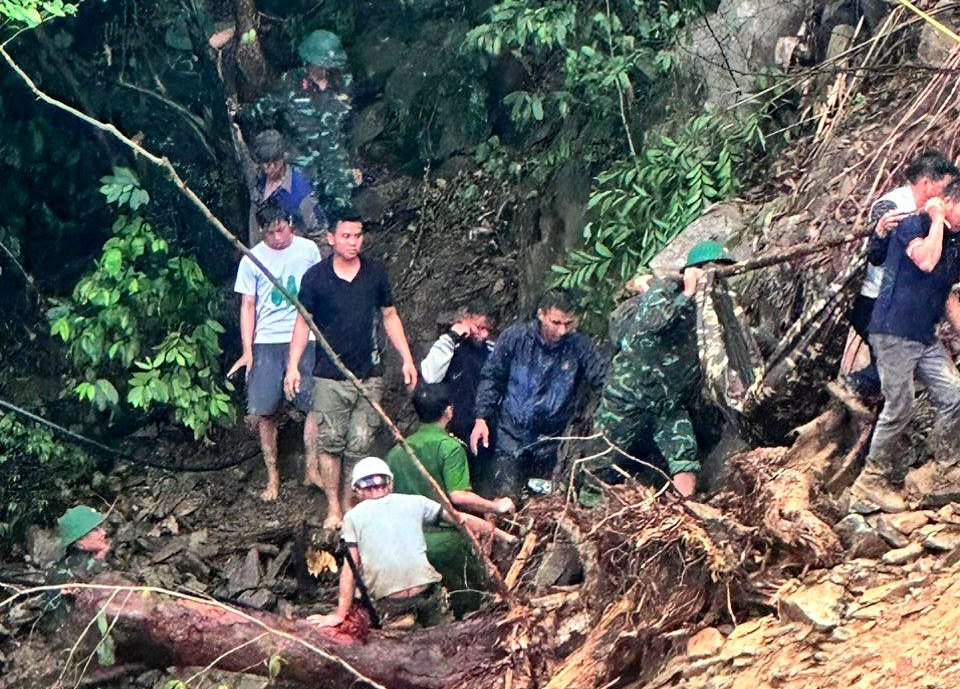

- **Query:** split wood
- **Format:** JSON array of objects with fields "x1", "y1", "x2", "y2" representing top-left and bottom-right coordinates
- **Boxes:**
[{"x1": 504, "y1": 533, "x2": 537, "y2": 591}]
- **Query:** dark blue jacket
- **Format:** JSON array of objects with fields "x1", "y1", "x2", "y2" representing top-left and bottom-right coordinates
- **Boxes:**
[
  {"x1": 474, "y1": 320, "x2": 606, "y2": 441},
  {"x1": 870, "y1": 213, "x2": 960, "y2": 343},
  {"x1": 255, "y1": 166, "x2": 328, "y2": 231}
]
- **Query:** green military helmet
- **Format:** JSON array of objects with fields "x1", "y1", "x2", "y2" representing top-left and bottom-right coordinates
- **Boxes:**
[
  {"x1": 298, "y1": 30, "x2": 347, "y2": 69},
  {"x1": 684, "y1": 240, "x2": 735, "y2": 269},
  {"x1": 57, "y1": 505, "x2": 105, "y2": 548}
]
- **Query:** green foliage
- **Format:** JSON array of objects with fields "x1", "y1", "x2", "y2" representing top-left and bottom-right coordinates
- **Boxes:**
[
  {"x1": 464, "y1": 0, "x2": 709, "y2": 171},
  {"x1": 49, "y1": 168, "x2": 235, "y2": 439},
  {"x1": 553, "y1": 111, "x2": 766, "y2": 320},
  {"x1": 0, "y1": 411, "x2": 93, "y2": 543},
  {"x1": 267, "y1": 653, "x2": 286, "y2": 683},
  {"x1": 0, "y1": 0, "x2": 77, "y2": 28},
  {"x1": 95, "y1": 609, "x2": 117, "y2": 666}
]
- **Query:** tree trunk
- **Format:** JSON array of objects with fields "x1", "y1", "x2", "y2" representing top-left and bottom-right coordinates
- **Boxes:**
[
  {"x1": 233, "y1": 0, "x2": 270, "y2": 100},
  {"x1": 69, "y1": 580, "x2": 506, "y2": 689}
]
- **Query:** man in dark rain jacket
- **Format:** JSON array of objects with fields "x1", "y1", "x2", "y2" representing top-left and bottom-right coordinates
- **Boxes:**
[{"x1": 469, "y1": 290, "x2": 606, "y2": 498}]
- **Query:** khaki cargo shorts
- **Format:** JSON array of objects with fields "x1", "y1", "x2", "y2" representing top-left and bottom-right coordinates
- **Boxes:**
[{"x1": 312, "y1": 377, "x2": 383, "y2": 471}]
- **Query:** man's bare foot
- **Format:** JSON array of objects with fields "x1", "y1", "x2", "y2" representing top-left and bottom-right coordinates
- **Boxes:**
[
  {"x1": 302, "y1": 470, "x2": 323, "y2": 488},
  {"x1": 321, "y1": 513, "x2": 342, "y2": 530},
  {"x1": 260, "y1": 480, "x2": 280, "y2": 501}
]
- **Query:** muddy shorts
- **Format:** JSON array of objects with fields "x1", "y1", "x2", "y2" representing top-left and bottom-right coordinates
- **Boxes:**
[
  {"x1": 247, "y1": 342, "x2": 315, "y2": 416},
  {"x1": 376, "y1": 583, "x2": 453, "y2": 628},
  {"x1": 312, "y1": 377, "x2": 382, "y2": 468}
]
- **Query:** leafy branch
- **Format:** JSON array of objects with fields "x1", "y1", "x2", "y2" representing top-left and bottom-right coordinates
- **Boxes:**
[
  {"x1": 553, "y1": 111, "x2": 767, "y2": 321},
  {"x1": 48, "y1": 168, "x2": 235, "y2": 438}
]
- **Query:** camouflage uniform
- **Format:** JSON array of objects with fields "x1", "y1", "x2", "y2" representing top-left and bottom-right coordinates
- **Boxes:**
[
  {"x1": 244, "y1": 69, "x2": 356, "y2": 213},
  {"x1": 595, "y1": 278, "x2": 702, "y2": 476}
]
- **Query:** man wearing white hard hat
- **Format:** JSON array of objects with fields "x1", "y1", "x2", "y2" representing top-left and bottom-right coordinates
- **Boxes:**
[{"x1": 308, "y1": 456, "x2": 496, "y2": 628}]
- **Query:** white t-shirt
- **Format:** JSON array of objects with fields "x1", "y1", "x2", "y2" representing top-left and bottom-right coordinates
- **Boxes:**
[
  {"x1": 861, "y1": 186, "x2": 916, "y2": 298},
  {"x1": 234, "y1": 236, "x2": 321, "y2": 344},
  {"x1": 342, "y1": 492, "x2": 443, "y2": 600}
]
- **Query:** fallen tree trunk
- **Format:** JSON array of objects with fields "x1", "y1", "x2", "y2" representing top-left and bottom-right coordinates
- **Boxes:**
[
  {"x1": 3, "y1": 407, "x2": 865, "y2": 689},
  {"x1": 66, "y1": 580, "x2": 507, "y2": 689}
]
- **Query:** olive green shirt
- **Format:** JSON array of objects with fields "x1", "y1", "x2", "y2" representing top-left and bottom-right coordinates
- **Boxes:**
[{"x1": 385, "y1": 422, "x2": 472, "y2": 496}]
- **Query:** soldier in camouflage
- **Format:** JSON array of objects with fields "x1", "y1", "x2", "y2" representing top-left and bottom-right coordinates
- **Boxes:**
[
  {"x1": 242, "y1": 30, "x2": 360, "y2": 215},
  {"x1": 595, "y1": 241, "x2": 735, "y2": 497}
]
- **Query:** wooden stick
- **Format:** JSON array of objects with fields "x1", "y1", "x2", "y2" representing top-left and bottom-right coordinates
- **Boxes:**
[
  {"x1": 504, "y1": 533, "x2": 537, "y2": 591},
  {"x1": 713, "y1": 227, "x2": 872, "y2": 278},
  {"x1": 0, "y1": 42, "x2": 508, "y2": 597}
]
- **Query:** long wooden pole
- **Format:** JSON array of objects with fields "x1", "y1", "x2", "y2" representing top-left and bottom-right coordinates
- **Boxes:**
[
  {"x1": 714, "y1": 227, "x2": 872, "y2": 278},
  {"x1": 0, "y1": 44, "x2": 509, "y2": 597}
]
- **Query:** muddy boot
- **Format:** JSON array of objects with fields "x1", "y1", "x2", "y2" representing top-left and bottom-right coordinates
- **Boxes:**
[
  {"x1": 849, "y1": 467, "x2": 906, "y2": 514},
  {"x1": 850, "y1": 438, "x2": 909, "y2": 513}
]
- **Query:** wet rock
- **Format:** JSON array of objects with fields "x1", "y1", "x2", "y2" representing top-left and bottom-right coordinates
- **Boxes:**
[
  {"x1": 265, "y1": 541, "x2": 294, "y2": 581},
  {"x1": 917, "y1": 523, "x2": 946, "y2": 539},
  {"x1": 834, "y1": 514, "x2": 888, "y2": 558},
  {"x1": 720, "y1": 619, "x2": 769, "y2": 660},
  {"x1": 779, "y1": 582, "x2": 846, "y2": 630},
  {"x1": 830, "y1": 625, "x2": 854, "y2": 642},
  {"x1": 869, "y1": 515, "x2": 909, "y2": 549},
  {"x1": 268, "y1": 577, "x2": 298, "y2": 598},
  {"x1": 25, "y1": 525, "x2": 63, "y2": 566},
  {"x1": 682, "y1": 0, "x2": 807, "y2": 109},
  {"x1": 237, "y1": 588, "x2": 275, "y2": 610},
  {"x1": 533, "y1": 541, "x2": 583, "y2": 589},
  {"x1": 857, "y1": 577, "x2": 925, "y2": 606},
  {"x1": 886, "y1": 511, "x2": 930, "y2": 535},
  {"x1": 684, "y1": 656, "x2": 724, "y2": 678},
  {"x1": 351, "y1": 101, "x2": 388, "y2": 149},
  {"x1": 687, "y1": 627, "x2": 725, "y2": 658},
  {"x1": 849, "y1": 604, "x2": 883, "y2": 620},
  {"x1": 149, "y1": 538, "x2": 186, "y2": 565},
  {"x1": 923, "y1": 526, "x2": 960, "y2": 553},
  {"x1": 649, "y1": 204, "x2": 747, "y2": 274},
  {"x1": 227, "y1": 547, "x2": 261, "y2": 596},
  {"x1": 918, "y1": 2, "x2": 956, "y2": 65},
  {"x1": 825, "y1": 24, "x2": 856, "y2": 61},
  {"x1": 905, "y1": 462, "x2": 960, "y2": 508},
  {"x1": 881, "y1": 542, "x2": 924, "y2": 565},
  {"x1": 935, "y1": 504, "x2": 960, "y2": 525}
]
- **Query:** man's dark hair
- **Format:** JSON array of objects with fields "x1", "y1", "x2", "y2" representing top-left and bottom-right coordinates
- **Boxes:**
[
  {"x1": 537, "y1": 289, "x2": 576, "y2": 315},
  {"x1": 411, "y1": 383, "x2": 451, "y2": 424},
  {"x1": 941, "y1": 179, "x2": 960, "y2": 203},
  {"x1": 905, "y1": 150, "x2": 959, "y2": 184},
  {"x1": 252, "y1": 129, "x2": 285, "y2": 165},
  {"x1": 328, "y1": 208, "x2": 363, "y2": 228},
  {"x1": 255, "y1": 196, "x2": 297, "y2": 230},
  {"x1": 456, "y1": 300, "x2": 494, "y2": 325}
]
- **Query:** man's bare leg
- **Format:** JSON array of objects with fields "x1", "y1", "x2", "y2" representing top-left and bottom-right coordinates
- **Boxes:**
[
  {"x1": 301, "y1": 413, "x2": 322, "y2": 487},
  {"x1": 252, "y1": 415, "x2": 280, "y2": 501},
  {"x1": 320, "y1": 451, "x2": 342, "y2": 529}
]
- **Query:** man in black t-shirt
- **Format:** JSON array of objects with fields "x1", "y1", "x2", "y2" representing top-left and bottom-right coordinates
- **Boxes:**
[{"x1": 285, "y1": 213, "x2": 418, "y2": 529}]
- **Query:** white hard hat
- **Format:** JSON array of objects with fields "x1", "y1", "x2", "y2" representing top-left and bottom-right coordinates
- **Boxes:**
[{"x1": 351, "y1": 456, "x2": 393, "y2": 486}]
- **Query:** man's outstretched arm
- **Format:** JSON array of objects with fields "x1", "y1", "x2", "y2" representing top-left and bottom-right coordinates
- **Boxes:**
[
  {"x1": 284, "y1": 315, "x2": 311, "y2": 399},
  {"x1": 383, "y1": 306, "x2": 418, "y2": 389},
  {"x1": 308, "y1": 544, "x2": 358, "y2": 627}
]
